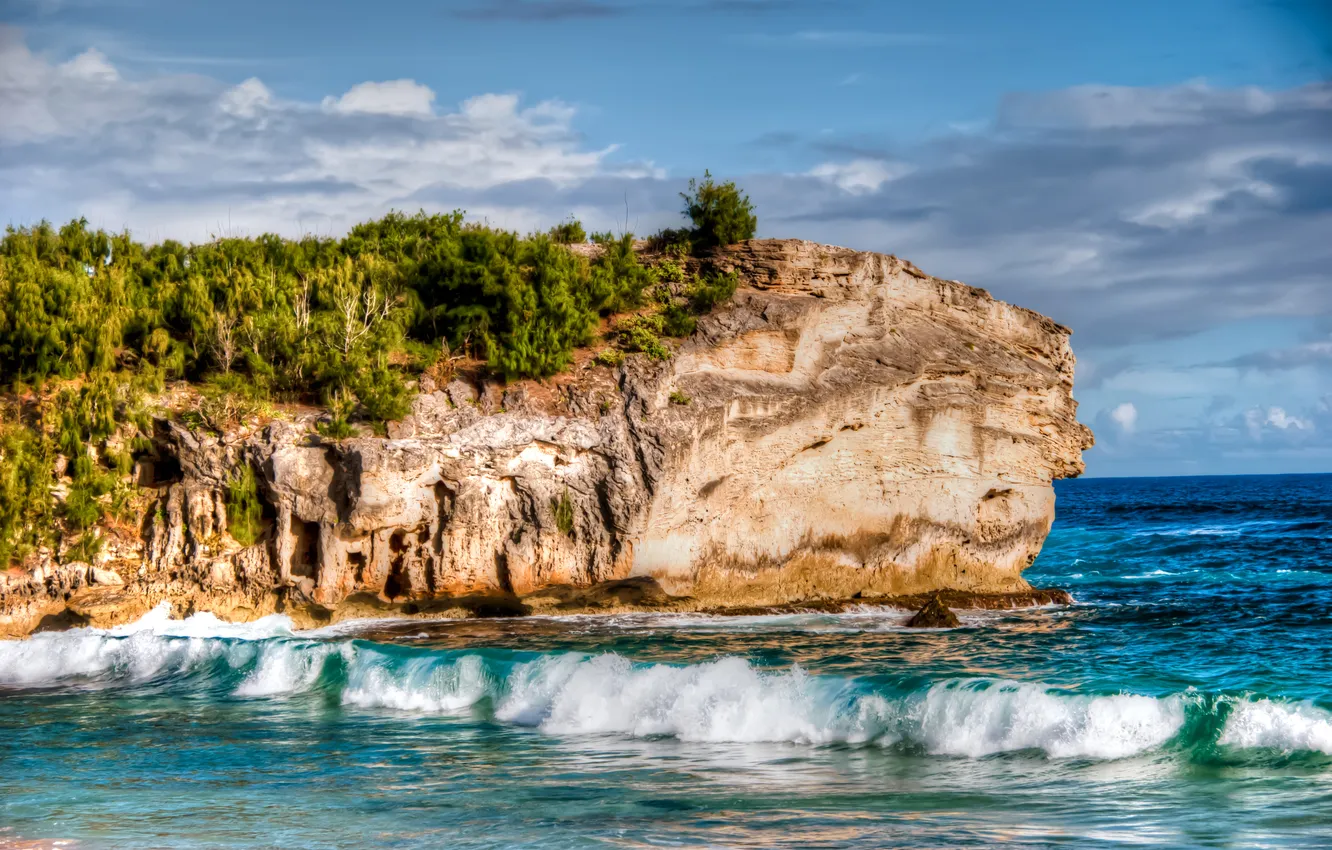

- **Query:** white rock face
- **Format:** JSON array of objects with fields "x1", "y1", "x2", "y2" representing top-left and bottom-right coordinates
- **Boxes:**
[{"x1": 0, "y1": 240, "x2": 1092, "y2": 634}]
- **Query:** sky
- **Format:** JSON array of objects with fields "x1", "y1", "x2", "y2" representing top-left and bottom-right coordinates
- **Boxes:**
[{"x1": 1, "y1": 0, "x2": 1330, "y2": 477}]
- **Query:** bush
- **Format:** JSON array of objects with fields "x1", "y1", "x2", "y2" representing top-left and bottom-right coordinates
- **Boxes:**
[
  {"x1": 615, "y1": 315, "x2": 671, "y2": 361},
  {"x1": 350, "y1": 365, "x2": 412, "y2": 427},
  {"x1": 549, "y1": 218, "x2": 587, "y2": 245},
  {"x1": 646, "y1": 228, "x2": 694, "y2": 254},
  {"x1": 225, "y1": 465, "x2": 264, "y2": 546},
  {"x1": 317, "y1": 387, "x2": 359, "y2": 438},
  {"x1": 551, "y1": 488, "x2": 575, "y2": 537},
  {"x1": 688, "y1": 271, "x2": 739, "y2": 313},
  {"x1": 669, "y1": 390, "x2": 691, "y2": 406},
  {"x1": 680, "y1": 171, "x2": 757, "y2": 251},
  {"x1": 197, "y1": 373, "x2": 265, "y2": 432},
  {"x1": 593, "y1": 348, "x2": 624, "y2": 368},
  {"x1": 659, "y1": 303, "x2": 697, "y2": 338}
]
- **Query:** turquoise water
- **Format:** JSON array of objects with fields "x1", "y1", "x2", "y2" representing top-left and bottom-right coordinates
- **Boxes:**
[{"x1": 2, "y1": 474, "x2": 1331, "y2": 848}]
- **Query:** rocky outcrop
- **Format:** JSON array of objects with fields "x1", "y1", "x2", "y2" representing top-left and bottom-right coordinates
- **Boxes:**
[
  {"x1": 906, "y1": 595, "x2": 961, "y2": 629},
  {"x1": 0, "y1": 239, "x2": 1092, "y2": 635}
]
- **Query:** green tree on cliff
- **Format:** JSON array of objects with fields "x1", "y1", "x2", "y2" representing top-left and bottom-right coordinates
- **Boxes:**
[{"x1": 680, "y1": 171, "x2": 758, "y2": 251}]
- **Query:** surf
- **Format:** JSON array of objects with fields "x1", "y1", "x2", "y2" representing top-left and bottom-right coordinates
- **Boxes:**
[{"x1": 3, "y1": 605, "x2": 1328, "y2": 763}]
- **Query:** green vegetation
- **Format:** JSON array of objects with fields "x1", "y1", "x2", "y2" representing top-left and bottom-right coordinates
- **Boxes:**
[
  {"x1": 225, "y1": 465, "x2": 264, "y2": 547},
  {"x1": 551, "y1": 488, "x2": 575, "y2": 537},
  {"x1": 668, "y1": 390, "x2": 691, "y2": 406},
  {"x1": 549, "y1": 218, "x2": 587, "y2": 245},
  {"x1": 613, "y1": 314, "x2": 673, "y2": 361},
  {"x1": 0, "y1": 211, "x2": 655, "y2": 405},
  {"x1": 687, "y1": 271, "x2": 739, "y2": 312},
  {"x1": 0, "y1": 421, "x2": 55, "y2": 565},
  {"x1": 0, "y1": 175, "x2": 758, "y2": 566},
  {"x1": 680, "y1": 171, "x2": 757, "y2": 251}
]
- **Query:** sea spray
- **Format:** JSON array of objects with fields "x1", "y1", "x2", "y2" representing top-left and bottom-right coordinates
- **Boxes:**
[
  {"x1": 495, "y1": 653, "x2": 894, "y2": 744},
  {"x1": 1218, "y1": 698, "x2": 1332, "y2": 755},
  {"x1": 906, "y1": 679, "x2": 1187, "y2": 758}
]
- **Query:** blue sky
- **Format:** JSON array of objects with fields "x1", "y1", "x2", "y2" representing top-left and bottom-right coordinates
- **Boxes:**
[{"x1": 2, "y1": 0, "x2": 1330, "y2": 477}]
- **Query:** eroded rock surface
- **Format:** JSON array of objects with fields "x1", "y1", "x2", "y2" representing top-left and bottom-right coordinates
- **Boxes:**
[{"x1": 0, "y1": 240, "x2": 1092, "y2": 635}]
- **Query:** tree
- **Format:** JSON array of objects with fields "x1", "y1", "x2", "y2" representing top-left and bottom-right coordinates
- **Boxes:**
[
  {"x1": 680, "y1": 170, "x2": 757, "y2": 251},
  {"x1": 318, "y1": 256, "x2": 402, "y2": 359}
]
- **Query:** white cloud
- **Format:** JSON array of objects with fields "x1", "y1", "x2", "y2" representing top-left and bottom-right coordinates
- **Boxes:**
[
  {"x1": 1265, "y1": 406, "x2": 1312, "y2": 431},
  {"x1": 996, "y1": 81, "x2": 1306, "y2": 130},
  {"x1": 1244, "y1": 406, "x2": 1313, "y2": 440},
  {"x1": 1110, "y1": 402, "x2": 1138, "y2": 433},
  {"x1": 321, "y1": 79, "x2": 436, "y2": 117},
  {"x1": 219, "y1": 77, "x2": 273, "y2": 119},
  {"x1": 0, "y1": 28, "x2": 657, "y2": 240},
  {"x1": 755, "y1": 80, "x2": 1332, "y2": 351},
  {"x1": 808, "y1": 158, "x2": 910, "y2": 194}
]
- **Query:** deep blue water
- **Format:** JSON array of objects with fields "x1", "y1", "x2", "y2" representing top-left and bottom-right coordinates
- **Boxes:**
[{"x1": 1, "y1": 474, "x2": 1330, "y2": 848}]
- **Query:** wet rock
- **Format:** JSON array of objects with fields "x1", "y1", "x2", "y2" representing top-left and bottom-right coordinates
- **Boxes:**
[{"x1": 906, "y1": 595, "x2": 961, "y2": 629}]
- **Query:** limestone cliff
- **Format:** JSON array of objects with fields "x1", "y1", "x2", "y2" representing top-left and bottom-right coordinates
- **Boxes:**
[{"x1": 0, "y1": 239, "x2": 1093, "y2": 635}]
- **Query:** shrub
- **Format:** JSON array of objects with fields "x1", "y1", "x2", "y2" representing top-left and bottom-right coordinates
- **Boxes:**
[
  {"x1": 317, "y1": 387, "x2": 358, "y2": 438},
  {"x1": 350, "y1": 365, "x2": 412, "y2": 427},
  {"x1": 225, "y1": 465, "x2": 264, "y2": 546},
  {"x1": 317, "y1": 417, "x2": 358, "y2": 439},
  {"x1": 615, "y1": 315, "x2": 671, "y2": 361},
  {"x1": 669, "y1": 390, "x2": 691, "y2": 406},
  {"x1": 646, "y1": 227, "x2": 693, "y2": 255},
  {"x1": 593, "y1": 348, "x2": 624, "y2": 368},
  {"x1": 680, "y1": 171, "x2": 757, "y2": 250},
  {"x1": 549, "y1": 218, "x2": 587, "y2": 245},
  {"x1": 688, "y1": 271, "x2": 739, "y2": 313},
  {"x1": 659, "y1": 303, "x2": 697, "y2": 337},
  {"x1": 551, "y1": 488, "x2": 575, "y2": 537}
]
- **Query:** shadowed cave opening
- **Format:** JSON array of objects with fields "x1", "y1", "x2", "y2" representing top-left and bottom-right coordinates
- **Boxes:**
[
  {"x1": 135, "y1": 456, "x2": 182, "y2": 488},
  {"x1": 289, "y1": 520, "x2": 319, "y2": 580},
  {"x1": 348, "y1": 552, "x2": 367, "y2": 586},
  {"x1": 383, "y1": 531, "x2": 409, "y2": 600}
]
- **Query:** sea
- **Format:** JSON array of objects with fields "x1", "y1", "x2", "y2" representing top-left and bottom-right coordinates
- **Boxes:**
[{"x1": 1, "y1": 474, "x2": 1330, "y2": 849}]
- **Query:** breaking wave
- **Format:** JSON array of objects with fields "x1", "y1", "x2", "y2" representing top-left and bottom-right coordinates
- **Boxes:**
[
  {"x1": 1, "y1": 606, "x2": 1327, "y2": 761},
  {"x1": 1218, "y1": 698, "x2": 1332, "y2": 755}
]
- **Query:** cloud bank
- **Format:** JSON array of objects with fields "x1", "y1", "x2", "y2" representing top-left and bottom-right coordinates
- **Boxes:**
[{"x1": 0, "y1": 27, "x2": 659, "y2": 240}]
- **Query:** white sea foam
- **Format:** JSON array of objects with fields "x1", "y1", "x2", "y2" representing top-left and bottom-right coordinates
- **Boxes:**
[
  {"x1": 496, "y1": 654, "x2": 893, "y2": 745},
  {"x1": 4, "y1": 607, "x2": 1323, "y2": 761},
  {"x1": 488, "y1": 656, "x2": 1179, "y2": 757},
  {"x1": 234, "y1": 642, "x2": 346, "y2": 697},
  {"x1": 0, "y1": 602, "x2": 292, "y2": 688},
  {"x1": 342, "y1": 651, "x2": 492, "y2": 713},
  {"x1": 106, "y1": 601, "x2": 298, "y2": 639},
  {"x1": 1218, "y1": 699, "x2": 1332, "y2": 755},
  {"x1": 1121, "y1": 569, "x2": 1181, "y2": 579},
  {"x1": 908, "y1": 679, "x2": 1185, "y2": 759}
]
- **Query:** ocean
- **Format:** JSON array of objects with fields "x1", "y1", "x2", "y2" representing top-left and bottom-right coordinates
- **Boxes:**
[{"x1": 1, "y1": 474, "x2": 1330, "y2": 848}]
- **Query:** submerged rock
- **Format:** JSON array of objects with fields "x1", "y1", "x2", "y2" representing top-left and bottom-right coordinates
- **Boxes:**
[
  {"x1": 0, "y1": 239, "x2": 1092, "y2": 635},
  {"x1": 906, "y1": 595, "x2": 961, "y2": 629}
]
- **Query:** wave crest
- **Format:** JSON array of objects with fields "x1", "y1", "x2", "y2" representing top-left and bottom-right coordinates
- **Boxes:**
[
  {"x1": 2, "y1": 608, "x2": 1325, "y2": 760},
  {"x1": 1219, "y1": 698, "x2": 1332, "y2": 755}
]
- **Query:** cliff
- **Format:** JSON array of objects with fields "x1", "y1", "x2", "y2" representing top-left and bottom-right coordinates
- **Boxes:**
[{"x1": 0, "y1": 239, "x2": 1093, "y2": 635}]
